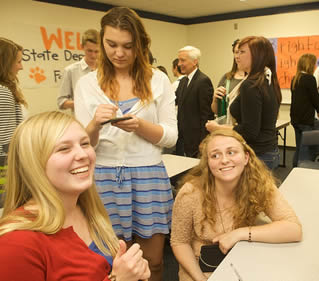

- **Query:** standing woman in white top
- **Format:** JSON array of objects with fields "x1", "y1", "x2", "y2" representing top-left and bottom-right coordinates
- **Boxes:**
[
  {"x1": 74, "y1": 7, "x2": 177, "y2": 281},
  {"x1": 0, "y1": 38, "x2": 26, "y2": 206}
]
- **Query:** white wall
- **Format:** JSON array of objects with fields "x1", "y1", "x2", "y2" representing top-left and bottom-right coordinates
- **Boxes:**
[{"x1": 2, "y1": 0, "x2": 319, "y2": 146}]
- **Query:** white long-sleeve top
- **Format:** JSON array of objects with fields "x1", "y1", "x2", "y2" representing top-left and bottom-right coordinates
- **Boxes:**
[{"x1": 74, "y1": 69, "x2": 178, "y2": 167}]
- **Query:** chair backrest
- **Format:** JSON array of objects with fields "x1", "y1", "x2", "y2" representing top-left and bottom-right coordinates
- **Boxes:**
[
  {"x1": 301, "y1": 130, "x2": 319, "y2": 146},
  {"x1": 297, "y1": 130, "x2": 319, "y2": 169}
]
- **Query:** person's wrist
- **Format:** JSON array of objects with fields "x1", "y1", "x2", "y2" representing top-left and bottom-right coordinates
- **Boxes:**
[
  {"x1": 236, "y1": 227, "x2": 247, "y2": 241},
  {"x1": 238, "y1": 226, "x2": 252, "y2": 242},
  {"x1": 91, "y1": 117, "x2": 103, "y2": 131},
  {"x1": 248, "y1": 226, "x2": 252, "y2": 242}
]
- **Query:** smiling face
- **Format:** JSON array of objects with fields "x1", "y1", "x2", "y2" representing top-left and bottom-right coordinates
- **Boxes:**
[
  {"x1": 178, "y1": 51, "x2": 197, "y2": 75},
  {"x1": 236, "y1": 43, "x2": 252, "y2": 73},
  {"x1": 207, "y1": 136, "x2": 249, "y2": 186},
  {"x1": 103, "y1": 26, "x2": 135, "y2": 72},
  {"x1": 46, "y1": 121, "x2": 96, "y2": 199}
]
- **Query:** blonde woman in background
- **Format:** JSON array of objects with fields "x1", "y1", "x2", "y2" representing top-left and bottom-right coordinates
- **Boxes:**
[
  {"x1": 0, "y1": 111, "x2": 150, "y2": 281},
  {"x1": 290, "y1": 53, "x2": 319, "y2": 167}
]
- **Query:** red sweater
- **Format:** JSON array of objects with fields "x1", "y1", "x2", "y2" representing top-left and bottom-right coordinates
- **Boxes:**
[{"x1": 0, "y1": 226, "x2": 111, "y2": 281}]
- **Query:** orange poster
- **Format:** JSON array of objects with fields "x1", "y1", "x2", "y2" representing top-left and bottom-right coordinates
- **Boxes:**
[{"x1": 269, "y1": 36, "x2": 319, "y2": 89}]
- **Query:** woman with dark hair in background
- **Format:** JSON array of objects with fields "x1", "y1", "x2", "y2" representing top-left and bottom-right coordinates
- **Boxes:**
[
  {"x1": 290, "y1": 53, "x2": 319, "y2": 167},
  {"x1": 0, "y1": 37, "x2": 26, "y2": 206},
  {"x1": 172, "y1": 58, "x2": 185, "y2": 93},
  {"x1": 206, "y1": 36, "x2": 282, "y2": 170},
  {"x1": 74, "y1": 7, "x2": 177, "y2": 281},
  {"x1": 157, "y1": 65, "x2": 169, "y2": 77}
]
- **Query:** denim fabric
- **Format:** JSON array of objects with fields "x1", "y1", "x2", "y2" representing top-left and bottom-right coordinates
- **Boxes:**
[
  {"x1": 257, "y1": 147, "x2": 280, "y2": 170},
  {"x1": 89, "y1": 241, "x2": 113, "y2": 267},
  {"x1": 292, "y1": 120, "x2": 319, "y2": 167}
]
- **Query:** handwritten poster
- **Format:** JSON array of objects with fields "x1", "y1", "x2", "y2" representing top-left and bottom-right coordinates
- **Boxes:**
[
  {"x1": 16, "y1": 24, "x2": 88, "y2": 89},
  {"x1": 269, "y1": 35, "x2": 319, "y2": 89}
]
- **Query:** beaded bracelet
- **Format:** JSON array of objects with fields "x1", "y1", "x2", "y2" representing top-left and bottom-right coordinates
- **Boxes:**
[{"x1": 248, "y1": 226, "x2": 252, "y2": 242}]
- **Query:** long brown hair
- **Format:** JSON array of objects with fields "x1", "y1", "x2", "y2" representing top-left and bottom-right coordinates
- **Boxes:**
[
  {"x1": 238, "y1": 36, "x2": 282, "y2": 105},
  {"x1": 292, "y1": 53, "x2": 317, "y2": 90},
  {"x1": 98, "y1": 7, "x2": 153, "y2": 103},
  {"x1": 0, "y1": 37, "x2": 27, "y2": 106},
  {"x1": 178, "y1": 129, "x2": 276, "y2": 230},
  {"x1": 225, "y1": 39, "x2": 240, "y2": 80}
]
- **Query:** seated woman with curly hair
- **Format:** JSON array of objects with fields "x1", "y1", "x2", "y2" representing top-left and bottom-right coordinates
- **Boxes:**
[{"x1": 170, "y1": 129, "x2": 302, "y2": 281}]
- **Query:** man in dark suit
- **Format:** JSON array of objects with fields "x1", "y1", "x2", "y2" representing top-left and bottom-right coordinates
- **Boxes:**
[{"x1": 175, "y1": 46, "x2": 214, "y2": 157}]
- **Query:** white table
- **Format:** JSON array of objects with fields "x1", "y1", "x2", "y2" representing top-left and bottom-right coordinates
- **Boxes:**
[
  {"x1": 276, "y1": 119, "x2": 290, "y2": 167},
  {"x1": 209, "y1": 168, "x2": 319, "y2": 281},
  {"x1": 162, "y1": 154, "x2": 199, "y2": 178}
]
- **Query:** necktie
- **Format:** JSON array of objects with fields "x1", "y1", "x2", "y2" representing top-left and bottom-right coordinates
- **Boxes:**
[
  {"x1": 180, "y1": 77, "x2": 189, "y2": 102},
  {"x1": 184, "y1": 76, "x2": 189, "y2": 88}
]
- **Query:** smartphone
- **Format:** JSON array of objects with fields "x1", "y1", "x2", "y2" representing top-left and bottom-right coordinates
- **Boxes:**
[{"x1": 101, "y1": 116, "x2": 133, "y2": 125}]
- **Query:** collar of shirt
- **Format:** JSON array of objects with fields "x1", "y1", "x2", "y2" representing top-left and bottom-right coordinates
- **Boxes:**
[
  {"x1": 187, "y1": 68, "x2": 198, "y2": 86},
  {"x1": 80, "y1": 58, "x2": 91, "y2": 71},
  {"x1": 177, "y1": 75, "x2": 186, "y2": 81}
]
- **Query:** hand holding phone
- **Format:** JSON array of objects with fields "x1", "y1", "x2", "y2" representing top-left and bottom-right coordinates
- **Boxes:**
[{"x1": 101, "y1": 116, "x2": 133, "y2": 125}]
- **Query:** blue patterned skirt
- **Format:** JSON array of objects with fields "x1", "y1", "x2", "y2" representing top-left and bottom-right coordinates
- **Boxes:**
[{"x1": 95, "y1": 161, "x2": 173, "y2": 241}]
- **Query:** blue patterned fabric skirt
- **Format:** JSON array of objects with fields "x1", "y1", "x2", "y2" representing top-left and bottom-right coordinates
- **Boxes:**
[{"x1": 95, "y1": 161, "x2": 173, "y2": 241}]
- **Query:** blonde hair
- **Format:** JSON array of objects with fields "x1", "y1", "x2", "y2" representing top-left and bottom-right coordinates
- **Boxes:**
[
  {"x1": 82, "y1": 29, "x2": 99, "y2": 46},
  {"x1": 292, "y1": 53, "x2": 317, "y2": 90},
  {"x1": 178, "y1": 129, "x2": 276, "y2": 230},
  {"x1": 0, "y1": 111, "x2": 118, "y2": 257},
  {"x1": 0, "y1": 37, "x2": 27, "y2": 106},
  {"x1": 98, "y1": 7, "x2": 153, "y2": 103}
]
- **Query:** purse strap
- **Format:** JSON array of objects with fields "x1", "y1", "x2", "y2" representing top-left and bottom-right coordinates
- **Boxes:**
[
  {"x1": 199, "y1": 255, "x2": 218, "y2": 268},
  {"x1": 225, "y1": 79, "x2": 231, "y2": 96}
]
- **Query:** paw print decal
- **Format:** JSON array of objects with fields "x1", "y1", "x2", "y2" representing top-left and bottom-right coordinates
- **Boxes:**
[{"x1": 29, "y1": 67, "x2": 46, "y2": 84}]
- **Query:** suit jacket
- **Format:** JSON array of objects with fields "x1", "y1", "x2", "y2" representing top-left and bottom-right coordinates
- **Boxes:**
[{"x1": 176, "y1": 69, "x2": 214, "y2": 156}]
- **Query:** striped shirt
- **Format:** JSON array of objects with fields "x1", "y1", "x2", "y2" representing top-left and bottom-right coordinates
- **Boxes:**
[{"x1": 0, "y1": 85, "x2": 23, "y2": 158}]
